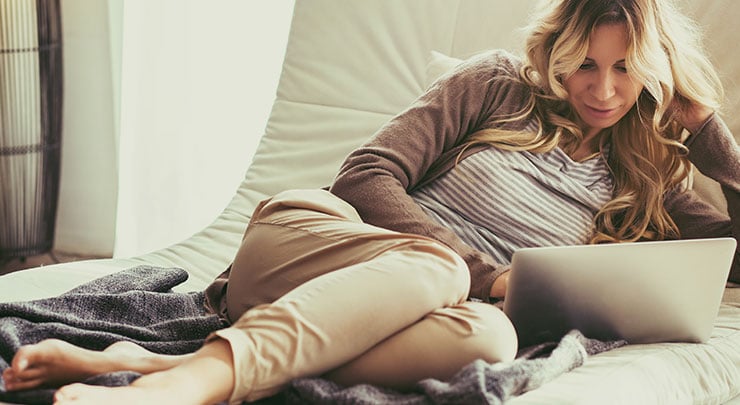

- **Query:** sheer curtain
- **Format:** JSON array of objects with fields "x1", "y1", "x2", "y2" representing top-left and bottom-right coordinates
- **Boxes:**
[{"x1": 113, "y1": 1, "x2": 294, "y2": 257}]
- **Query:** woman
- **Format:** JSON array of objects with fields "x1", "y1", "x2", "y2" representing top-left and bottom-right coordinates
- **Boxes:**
[{"x1": 3, "y1": 0, "x2": 739, "y2": 403}]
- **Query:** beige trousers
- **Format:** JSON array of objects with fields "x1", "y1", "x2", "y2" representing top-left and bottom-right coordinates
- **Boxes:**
[{"x1": 210, "y1": 189, "x2": 517, "y2": 403}]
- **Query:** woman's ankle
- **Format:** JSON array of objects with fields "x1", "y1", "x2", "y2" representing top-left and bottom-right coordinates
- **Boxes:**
[{"x1": 130, "y1": 339, "x2": 235, "y2": 404}]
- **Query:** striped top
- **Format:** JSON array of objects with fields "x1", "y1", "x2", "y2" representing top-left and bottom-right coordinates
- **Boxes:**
[{"x1": 410, "y1": 144, "x2": 614, "y2": 265}]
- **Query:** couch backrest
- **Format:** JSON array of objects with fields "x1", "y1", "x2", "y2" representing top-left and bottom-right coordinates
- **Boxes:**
[{"x1": 237, "y1": 1, "x2": 537, "y2": 207}]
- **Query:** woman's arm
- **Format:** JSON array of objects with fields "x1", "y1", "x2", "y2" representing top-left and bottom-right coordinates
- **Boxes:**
[
  {"x1": 330, "y1": 50, "x2": 527, "y2": 300},
  {"x1": 668, "y1": 113, "x2": 740, "y2": 282}
]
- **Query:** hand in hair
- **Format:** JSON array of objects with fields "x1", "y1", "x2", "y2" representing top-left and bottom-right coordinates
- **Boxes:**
[{"x1": 672, "y1": 94, "x2": 714, "y2": 135}]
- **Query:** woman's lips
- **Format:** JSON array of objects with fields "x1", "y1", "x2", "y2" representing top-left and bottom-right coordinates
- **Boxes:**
[{"x1": 585, "y1": 105, "x2": 617, "y2": 119}]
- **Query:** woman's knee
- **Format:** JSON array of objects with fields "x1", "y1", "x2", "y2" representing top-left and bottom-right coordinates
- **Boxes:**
[
  {"x1": 325, "y1": 301, "x2": 517, "y2": 390},
  {"x1": 442, "y1": 301, "x2": 518, "y2": 364},
  {"x1": 395, "y1": 239, "x2": 471, "y2": 300},
  {"x1": 250, "y1": 189, "x2": 362, "y2": 226}
]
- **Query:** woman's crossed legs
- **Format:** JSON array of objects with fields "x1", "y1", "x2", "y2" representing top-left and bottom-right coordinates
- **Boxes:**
[{"x1": 3, "y1": 190, "x2": 517, "y2": 404}]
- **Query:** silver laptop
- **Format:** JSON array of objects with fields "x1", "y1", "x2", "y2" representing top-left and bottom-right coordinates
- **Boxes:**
[{"x1": 502, "y1": 237, "x2": 736, "y2": 346}]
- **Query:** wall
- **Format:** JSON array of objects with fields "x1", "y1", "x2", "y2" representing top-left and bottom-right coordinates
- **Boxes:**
[
  {"x1": 53, "y1": 1, "x2": 293, "y2": 257},
  {"x1": 54, "y1": 0, "x2": 118, "y2": 256}
]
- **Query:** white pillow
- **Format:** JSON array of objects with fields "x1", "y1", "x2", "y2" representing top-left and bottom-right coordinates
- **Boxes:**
[{"x1": 425, "y1": 51, "x2": 463, "y2": 88}]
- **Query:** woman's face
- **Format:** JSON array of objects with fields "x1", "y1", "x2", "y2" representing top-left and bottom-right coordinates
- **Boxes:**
[{"x1": 563, "y1": 23, "x2": 644, "y2": 139}]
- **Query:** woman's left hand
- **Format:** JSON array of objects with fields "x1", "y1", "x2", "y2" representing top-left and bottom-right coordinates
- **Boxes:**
[{"x1": 673, "y1": 96, "x2": 714, "y2": 135}]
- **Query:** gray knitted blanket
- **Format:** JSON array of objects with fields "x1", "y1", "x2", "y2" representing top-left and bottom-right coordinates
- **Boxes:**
[{"x1": 0, "y1": 266, "x2": 625, "y2": 405}]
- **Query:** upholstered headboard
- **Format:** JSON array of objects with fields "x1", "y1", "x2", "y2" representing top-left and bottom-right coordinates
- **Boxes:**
[{"x1": 240, "y1": 0, "x2": 738, "y2": 215}]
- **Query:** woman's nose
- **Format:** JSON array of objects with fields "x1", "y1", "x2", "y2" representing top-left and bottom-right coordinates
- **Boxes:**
[{"x1": 589, "y1": 72, "x2": 616, "y2": 101}]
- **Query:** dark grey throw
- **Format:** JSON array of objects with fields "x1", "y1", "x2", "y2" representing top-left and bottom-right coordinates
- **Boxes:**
[
  {"x1": 0, "y1": 266, "x2": 226, "y2": 405},
  {"x1": 277, "y1": 330, "x2": 626, "y2": 405},
  {"x1": 0, "y1": 266, "x2": 625, "y2": 405}
]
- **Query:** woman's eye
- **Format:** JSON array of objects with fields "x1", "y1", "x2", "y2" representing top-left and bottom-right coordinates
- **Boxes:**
[
  {"x1": 578, "y1": 63, "x2": 594, "y2": 70},
  {"x1": 615, "y1": 65, "x2": 628, "y2": 73}
]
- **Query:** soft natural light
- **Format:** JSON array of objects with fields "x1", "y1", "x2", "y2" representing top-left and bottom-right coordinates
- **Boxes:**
[{"x1": 114, "y1": 1, "x2": 295, "y2": 257}]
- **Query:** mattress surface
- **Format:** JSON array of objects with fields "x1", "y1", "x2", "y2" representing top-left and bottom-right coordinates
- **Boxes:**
[{"x1": 510, "y1": 299, "x2": 740, "y2": 404}]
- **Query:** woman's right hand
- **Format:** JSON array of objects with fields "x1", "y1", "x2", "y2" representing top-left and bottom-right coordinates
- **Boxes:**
[{"x1": 490, "y1": 269, "x2": 511, "y2": 299}]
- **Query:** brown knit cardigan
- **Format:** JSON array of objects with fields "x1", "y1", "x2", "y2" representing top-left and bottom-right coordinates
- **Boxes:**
[{"x1": 330, "y1": 50, "x2": 740, "y2": 300}]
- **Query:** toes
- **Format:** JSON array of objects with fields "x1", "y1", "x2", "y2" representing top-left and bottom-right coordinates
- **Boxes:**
[
  {"x1": 55, "y1": 383, "x2": 110, "y2": 405},
  {"x1": 11, "y1": 346, "x2": 33, "y2": 372},
  {"x1": 8, "y1": 344, "x2": 47, "y2": 381},
  {"x1": 3, "y1": 365, "x2": 47, "y2": 391},
  {"x1": 55, "y1": 383, "x2": 84, "y2": 402},
  {"x1": 5, "y1": 376, "x2": 46, "y2": 392},
  {"x1": 2, "y1": 368, "x2": 17, "y2": 390},
  {"x1": 5, "y1": 339, "x2": 74, "y2": 391},
  {"x1": 12, "y1": 340, "x2": 63, "y2": 372},
  {"x1": 9, "y1": 366, "x2": 45, "y2": 382}
]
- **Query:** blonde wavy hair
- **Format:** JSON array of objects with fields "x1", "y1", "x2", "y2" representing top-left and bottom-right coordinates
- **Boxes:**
[{"x1": 464, "y1": 0, "x2": 723, "y2": 243}]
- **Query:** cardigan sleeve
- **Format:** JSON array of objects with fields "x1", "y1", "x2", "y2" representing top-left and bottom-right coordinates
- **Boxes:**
[
  {"x1": 667, "y1": 113, "x2": 740, "y2": 282},
  {"x1": 329, "y1": 50, "x2": 526, "y2": 300}
]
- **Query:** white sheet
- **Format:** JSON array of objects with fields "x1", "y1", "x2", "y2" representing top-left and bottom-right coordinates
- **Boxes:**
[{"x1": 511, "y1": 302, "x2": 740, "y2": 404}]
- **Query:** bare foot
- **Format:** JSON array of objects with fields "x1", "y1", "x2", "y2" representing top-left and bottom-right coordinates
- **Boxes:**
[
  {"x1": 53, "y1": 382, "x2": 184, "y2": 405},
  {"x1": 52, "y1": 338, "x2": 236, "y2": 405},
  {"x1": 2, "y1": 339, "x2": 190, "y2": 392},
  {"x1": 53, "y1": 369, "x2": 213, "y2": 405}
]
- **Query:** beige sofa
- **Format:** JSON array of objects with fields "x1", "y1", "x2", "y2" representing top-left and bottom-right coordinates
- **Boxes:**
[{"x1": 1, "y1": 1, "x2": 739, "y2": 403}]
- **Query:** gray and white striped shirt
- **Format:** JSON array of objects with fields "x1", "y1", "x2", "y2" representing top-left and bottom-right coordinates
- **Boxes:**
[{"x1": 411, "y1": 145, "x2": 613, "y2": 265}]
